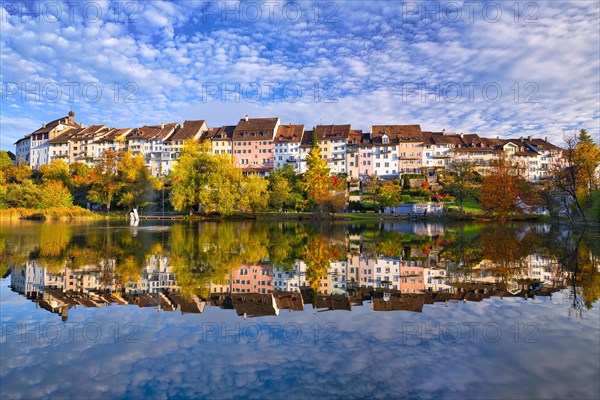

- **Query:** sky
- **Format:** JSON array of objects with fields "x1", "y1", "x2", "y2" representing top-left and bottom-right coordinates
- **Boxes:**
[{"x1": 0, "y1": 0, "x2": 599, "y2": 151}]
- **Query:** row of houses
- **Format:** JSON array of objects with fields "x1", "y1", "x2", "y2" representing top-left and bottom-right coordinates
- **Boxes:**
[{"x1": 14, "y1": 111, "x2": 564, "y2": 181}]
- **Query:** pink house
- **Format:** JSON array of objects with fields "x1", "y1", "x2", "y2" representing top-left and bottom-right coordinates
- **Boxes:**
[{"x1": 232, "y1": 116, "x2": 280, "y2": 175}]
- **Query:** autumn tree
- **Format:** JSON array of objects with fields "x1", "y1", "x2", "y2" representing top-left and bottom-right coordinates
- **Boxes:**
[
  {"x1": 87, "y1": 149, "x2": 122, "y2": 211},
  {"x1": 376, "y1": 180, "x2": 402, "y2": 210},
  {"x1": 302, "y1": 136, "x2": 342, "y2": 215},
  {"x1": 0, "y1": 151, "x2": 12, "y2": 184},
  {"x1": 480, "y1": 157, "x2": 523, "y2": 215},
  {"x1": 39, "y1": 180, "x2": 73, "y2": 208},
  {"x1": 40, "y1": 159, "x2": 70, "y2": 186},
  {"x1": 117, "y1": 151, "x2": 157, "y2": 210},
  {"x1": 574, "y1": 129, "x2": 600, "y2": 200}
]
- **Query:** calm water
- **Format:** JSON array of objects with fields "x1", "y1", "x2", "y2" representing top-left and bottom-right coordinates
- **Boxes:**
[{"x1": 1, "y1": 220, "x2": 599, "y2": 399}]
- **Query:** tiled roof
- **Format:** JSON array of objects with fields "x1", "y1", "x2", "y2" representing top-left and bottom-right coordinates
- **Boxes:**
[
  {"x1": 205, "y1": 125, "x2": 235, "y2": 141},
  {"x1": 233, "y1": 117, "x2": 279, "y2": 140},
  {"x1": 275, "y1": 124, "x2": 304, "y2": 143},
  {"x1": 372, "y1": 125, "x2": 423, "y2": 142},
  {"x1": 166, "y1": 120, "x2": 206, "y2": 142},
  {"x1": 128, "y1": 123, "x2": 178, "y2": 141},
  {"x1": 315, "y1": 124, "x2": 351, "y2": 140},
  {"x1": 30, "y1": 115, "x2": 80, "y2": 135}
]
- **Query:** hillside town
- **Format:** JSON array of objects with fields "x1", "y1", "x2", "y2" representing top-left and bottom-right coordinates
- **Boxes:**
[{"x1": 13, "y1": 111, "x2": 564, "y2": 182}]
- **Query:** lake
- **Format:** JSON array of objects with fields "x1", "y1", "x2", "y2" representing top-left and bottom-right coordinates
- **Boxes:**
[{"x1": 1, "y1": 220, "x2": 599, "y2": 399}]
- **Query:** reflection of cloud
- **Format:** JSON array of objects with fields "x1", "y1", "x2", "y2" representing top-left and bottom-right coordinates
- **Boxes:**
[{"x1": 1, "y1": 282, "x2": 599, "y2": 399}]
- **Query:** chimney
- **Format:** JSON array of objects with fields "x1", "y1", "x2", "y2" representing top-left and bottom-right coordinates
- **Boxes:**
[
  {"x1": 460, "y1": 133, "x2": 464, "y2": 138},
  {"x1": 527, "y1": 135, "x2": 531, "y2": 141},
  {"x1": 442, "y1": 129, "x2": 446, "y2": 136},
  {"x1": 520, "y1": 137, "x2": 523, "y2": 142},
  {"x1": 244, "y1": 114, "x2": 249, "y2": 122},
  {"x1": 161, "y1": 122, "x2": 165, "y2": 129},
  {"x1": 545, "y1": 136, "x2": 548, "y2": 142},
  {"x1": 42, "y1": 123, "x2": 46, "y2": 128}
]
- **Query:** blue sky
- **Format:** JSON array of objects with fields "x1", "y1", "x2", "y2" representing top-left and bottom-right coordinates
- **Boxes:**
[{"x1": 1, "y1": 0, "x2": 599, "y2": 151}]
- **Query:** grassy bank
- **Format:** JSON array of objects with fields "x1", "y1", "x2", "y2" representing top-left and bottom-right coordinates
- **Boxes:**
[{"x1": 0, "y1": 206, "x2": 101, "y2": 221}]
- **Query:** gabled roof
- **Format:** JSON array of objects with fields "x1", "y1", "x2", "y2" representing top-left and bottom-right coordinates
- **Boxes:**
[
  {"x1": 30, "y1": 115, "x2": 80, "y2": 136},
  {"x1": 128, "y1": 123, "x2": 178, "y2": 141},
  {"x1": 275, "y1": 124, "x2": 304, "y2": 143},
  {"x1": 315, "y1": 124, "x2": 351, "y2": 140},
  {"x1": 372, "y1": 125, "x2": 423, "y2": 142},
  {"x1": 233, "y1": 117, "x2": 279, "y2": 140},
  {"x1": 205, "y1": 125, "x2": 235, "y2": 141},
  {"x1": 166, "y1": 120, "x2": 206, "y2": 142}
]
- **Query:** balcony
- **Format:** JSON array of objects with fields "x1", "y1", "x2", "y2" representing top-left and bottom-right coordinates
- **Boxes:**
[{"x1": 286, "y1": 157, "x2": 299, "y2": 163}]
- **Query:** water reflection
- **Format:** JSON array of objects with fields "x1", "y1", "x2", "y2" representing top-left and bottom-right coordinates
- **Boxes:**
[{"x1": 2, "y1": 221, "x2": 598, "y2": 321}]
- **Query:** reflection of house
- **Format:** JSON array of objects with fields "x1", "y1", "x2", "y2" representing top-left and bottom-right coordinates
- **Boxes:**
[
  {"x1": 385, "y1": 202, "x2": 444, "y2": 215},
  {"x1": 231, "y1": 293, "x2": 279, "y2": 317},
  {"x1": 231, "y1": 264, "x2": 273, "y2": 293},
  {"x1": 314, "y1": 295, "x2": 351, "y2": 311},
  {"x1": 273, "y1": 262, "x2": 306, "y2": 292},
  {"x1": 125, "y1": 255, "x2": 176, "y2": 294},
  {"x1": 371, "y1": 291, "x2": 424, "y2": 312},
  {"x1": 273, "y1": 291, "x2": 304, "y2": 311}
]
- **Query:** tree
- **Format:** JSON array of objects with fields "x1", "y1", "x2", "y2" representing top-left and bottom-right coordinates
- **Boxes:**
[
  {"x1": 302, "y1": 144, "x2": 333, "y2": 214},
  {"x1": 376, "y1": 181, "x2": 402, "y2": 210},
  {"x1": 4, "y1": 180, "x2": 42, "y2": 208},
  {"x1": 443, "y1": 160, "x2": 480, "y2": 212},
  {"x1": 480, "y1": 157, "x2": 523, "y2": 215},
  {"x1": 87, "y1": 149, "x2": 122, "y2": 211},
  {"x1": 239, "y1": 174, "x2": 269, "y2": 214},
  {"x1": 207, "y1": 154, "x2": 243, "y2": 216},
  {"x1": 551, "y1": 132, "x2": 591, "y2": 221},
  {"x1": 117, "y1": 151, "x2": 157, "y2": 209},
  {"x1": 574, "y1": 129, "x2": 600, "y2": 200},
  {"x1": 0, "y1": 151, "x2": 13, "y2": 184},
  {"x1": 39, "y1": 180, "x2": 73, "y2": 208},
  {"x1": 170, "y1": 141, "x2": 213, "y2": 214},
  {"x1": 40, "y1": 159, "x2": 70, "y2": 186},
  {"x1": 268, "y1": 168, "x2": 294, "y2": 210}
]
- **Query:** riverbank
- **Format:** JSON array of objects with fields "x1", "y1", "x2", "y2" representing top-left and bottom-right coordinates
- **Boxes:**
[
  {"x1": 0, "y1": 208, "x2": 557, "y2": 223},
  {"x1": 0, "y1": 206, "x2": 101, "y2": 221}
]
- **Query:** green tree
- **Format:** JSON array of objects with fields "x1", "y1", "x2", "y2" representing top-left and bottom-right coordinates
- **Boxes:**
[
  {"x1": 443, "y1": 160, "x2": 480, "y2": 212},
  {"x1": 117, "y1": 151, "x2": 156, "y2": 209},
  {"x1": 207, "y1": 154, "x2": 243, "y2": 216},
  {"x1": 268, "y1": 168, "x2": 294, "y2": 210},
  {"x1": 170, "y1": 141, "x2": 213, "y2": 214},
  {"x1": 88, "y1": 149, "x2": 122, "y2": 211},
  {"x1": 5, "y1": 181, "x2": 42, "y2": 208},
  {"x1": 239, "y1": 174, "x2": 269, "y2": 214}
]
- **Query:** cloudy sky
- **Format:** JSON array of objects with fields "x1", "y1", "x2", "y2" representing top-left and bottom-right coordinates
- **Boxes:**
[{"x1": 1, "y1": 0, "x2": 599, "y2": 151}]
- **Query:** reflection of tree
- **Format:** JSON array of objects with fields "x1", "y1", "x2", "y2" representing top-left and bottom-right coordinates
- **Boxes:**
[
  {"x1": 480, "y1": 224, "x2": 540, "y2": 285},
  {"x1": 552, "y1": 229, "x2": 600, "y2": 316},
  {"x1": 440, "y1": 225, "x2": 483, "y2": 280}
]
